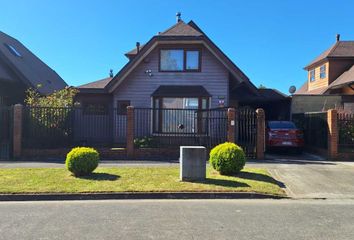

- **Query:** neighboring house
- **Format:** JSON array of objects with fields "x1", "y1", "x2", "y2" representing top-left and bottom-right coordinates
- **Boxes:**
[
  {"x1": 293, "y1": 34, "x2": 354, "y2": 113},
  {"x1": 77, "y1": 15, "x2": 289, "y2": 120},
  {"x1": 0, "y1": 31, "x2": 67, "y2": 106}
]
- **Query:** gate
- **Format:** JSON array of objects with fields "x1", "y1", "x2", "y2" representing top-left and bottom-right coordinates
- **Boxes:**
[
  {"x1": 235, "y1": 108, "x2": 257, "y2": 158},
  {"x1": 0, "y1": 106, "x2": 13, "y2": 160}
]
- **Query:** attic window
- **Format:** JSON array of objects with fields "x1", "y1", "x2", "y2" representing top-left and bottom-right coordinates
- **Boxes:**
[
  {"x1": 4, "y1": 43, "x2": 22, "y2": 57},
  {"x1": 320, "y1": 65, "x2": 326, "y2": 79},
  {"x1": 309, "y1": 69, "x2": 315, "y2": 82}
]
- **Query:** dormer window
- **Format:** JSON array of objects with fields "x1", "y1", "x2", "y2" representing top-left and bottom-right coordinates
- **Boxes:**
[
  {"x1": 159, "y1": 49, "x2": 201, "y2": 72},
  {"x1": 310, "y1": 69, "x2": 315, "y2": 82},
  {"x1": 320, "y1": 65, "x2": 326, "y2": 79}
]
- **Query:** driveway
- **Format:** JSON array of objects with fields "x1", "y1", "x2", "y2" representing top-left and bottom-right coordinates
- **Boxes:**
[{"x1": 248, "y1": 152, "x2": 354, "y2": 199}]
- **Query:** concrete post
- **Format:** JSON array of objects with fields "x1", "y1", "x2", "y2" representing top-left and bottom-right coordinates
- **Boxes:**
[
  {"x1": 126, "y1": 106, "x2": 135, "y2": 158},
  {"x1": 227, "y1": 108, "x2": 236, "y2": 143},
  {"x1": 256, "y1": 108, "x2": 265, "y2": 160},
  {"x1": 180, "y1": 146, "x2": 206, "y2": 181},
  {"x1": 327, "y1": 109, "x2": 338, "y2": 160},
  {"x1": 13, "y1": 104, "x2": 23, "y2": 158}
]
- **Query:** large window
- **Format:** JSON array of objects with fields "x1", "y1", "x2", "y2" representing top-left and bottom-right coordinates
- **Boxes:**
[
  {"x1": 320, "y1": 65, "x2": 326, "y2": 79},
  {"x1": 160, "y1": 49, "x2": 200, "y2": 72},
  {"x1": 153, "y1": 97, "x2": 208, "y2": 134}
]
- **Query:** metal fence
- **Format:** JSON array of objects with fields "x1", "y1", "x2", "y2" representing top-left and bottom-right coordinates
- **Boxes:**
[
  {"x1": 338, "y1": 113, "x2": 354, "y2": 153},
  {"x1": 0, "y1": 106, "x2": 13, "y2": 159},
  {"x1": 133, "y1": 108, "x2": 228, "y2": 149},
  {"x1": 22, "y1": 107, "x2": 127, "y2": 148},
  {"x1": 292, "y1": 112, "x2": 328, "y2": 149},
  {"x1": 235, "y1": 108, "x2": 257, "y2": 158}
]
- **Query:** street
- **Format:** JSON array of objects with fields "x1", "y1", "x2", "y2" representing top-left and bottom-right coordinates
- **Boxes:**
[{"x1": 1, "y1": 199, "x2": 354, "y2": 240}]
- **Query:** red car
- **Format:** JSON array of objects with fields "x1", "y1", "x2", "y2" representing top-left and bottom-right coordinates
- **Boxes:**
[{"x1": 266, "y1": 121, "x2": 304, "y2": 152}]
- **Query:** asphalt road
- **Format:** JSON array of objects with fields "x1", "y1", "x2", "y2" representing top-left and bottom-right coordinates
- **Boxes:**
[{"x1": 1, "y1": 199, "x2": 354, "y2": 240}]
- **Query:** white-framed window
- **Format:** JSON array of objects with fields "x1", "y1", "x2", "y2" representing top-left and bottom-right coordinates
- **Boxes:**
[
  {"x1": 310, "y1": 69, "x2": 316, "y2": 82},
  {"x1": 159, "y1": 49, "x2": 201, "y2": 72},
  {"x1": 320, "y1": 65, "x2": 326, "y2": 79}
]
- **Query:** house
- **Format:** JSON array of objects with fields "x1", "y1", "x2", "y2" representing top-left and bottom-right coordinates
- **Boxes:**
[
  {"x1": 293, "y1": 34, "x2": 354, "y2": 113},
  {"x1": 0, "y1": 31, "x2": 67, "y2": 106},
  {"x1": 76, "y1": 14, "x2": 289, "y2": 120}
]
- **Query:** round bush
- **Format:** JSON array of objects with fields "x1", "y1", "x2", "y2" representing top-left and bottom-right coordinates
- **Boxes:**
[
  {"x1": 65, "y1": 147, "x2": 99, "y2": 176},
  {"x1": 209, "y1": 142, "x2": 246, "y2": 175}
]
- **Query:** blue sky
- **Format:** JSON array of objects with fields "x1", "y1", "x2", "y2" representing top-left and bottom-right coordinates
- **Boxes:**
[{"x1": 1, "y1": 0, "x2": 354, "y2": 94}]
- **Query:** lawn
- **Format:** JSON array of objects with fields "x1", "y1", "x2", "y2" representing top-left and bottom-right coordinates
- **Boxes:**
[{"x1": 0, "y1": 167, "x2": 285, "y2": 196}]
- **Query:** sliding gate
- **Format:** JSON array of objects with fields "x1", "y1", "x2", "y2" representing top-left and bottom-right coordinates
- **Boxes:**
[
  {"x1": 0, "y1": 106, "x2": 13, "y2": 160},
  {"x1": 235, "y1": 108, "x2": 257, "y2": 158}
]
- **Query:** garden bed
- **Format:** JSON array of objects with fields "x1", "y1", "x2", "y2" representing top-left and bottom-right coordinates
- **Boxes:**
[{"x1": 0, "y1": 167, "x2": 285, "y2": 196}]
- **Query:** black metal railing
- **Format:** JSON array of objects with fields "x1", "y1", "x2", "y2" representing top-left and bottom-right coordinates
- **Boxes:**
[
  {"x1": 292, "y1": 112, "x2": 328, "y2": 149},
  {"x1": 133, "y1": 108, "x2": 228, "y2": 149},
  {"x1": 0, "y1": 106, "x2": 13, "y2": 159},
  {"x1": 22, "y1": 107, "x2": 127, "y2": 148},
  {"x1": 338, "y1": 113, "x2": 354, "y2": 153},
  {"x1": 235, "y1": 108, "x2": 257, "y2": 158}
]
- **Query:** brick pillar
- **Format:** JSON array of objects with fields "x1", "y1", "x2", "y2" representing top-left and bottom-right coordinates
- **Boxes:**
[
  {"x1": 327, "y1": 109, "x2": 338, "y2": 160},
  {"x1": 256, "y1": 108, "x2": 265, "y2": 160},
  {"x1": 126, "y1": 106, "x2": 135, "y2": 158},
  {"x1": 227, "y1": 108, "x2": 236, "y2": 143},
  {"x1": 13, "y1": 104, "x2": 23, "y2": 158}
]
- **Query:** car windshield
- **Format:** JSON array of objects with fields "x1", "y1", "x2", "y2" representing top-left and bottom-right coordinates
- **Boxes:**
[{"x1": 268, "y1": 121, "x2": 296, "y2": 129}]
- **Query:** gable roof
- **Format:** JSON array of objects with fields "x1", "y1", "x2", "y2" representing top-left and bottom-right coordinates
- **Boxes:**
[
  {"x1": 305, "y1": 41, "x2": 354, "y2": 69},
  {"x1": 0, "y1": 31, "x2": 67, "y2": 95},
  {"x1": 124, "y1": 21, "x2": 204, "y2": 58},
  {"x1": 105, "y1": 20, "x2": 259, "y2": 96}
]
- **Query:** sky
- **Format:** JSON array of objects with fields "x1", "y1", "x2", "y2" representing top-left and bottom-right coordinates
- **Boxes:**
[{"x1": 1, "y1": 0, "x2": 354, "y2": 94}]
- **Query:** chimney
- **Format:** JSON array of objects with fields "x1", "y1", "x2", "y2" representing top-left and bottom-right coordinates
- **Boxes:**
[
  {"x1": 176, "y1": 12, "x2": 181, "y2": 23},
  {"x1": 336, "y1": 34, "x2": 340, "y2": 42},
  {"x1": 109, "y1": 69, "x2": 113, "y2": 78},
  {"x1": 136, "y1": 42, "x2": 140, "y2": 53}
]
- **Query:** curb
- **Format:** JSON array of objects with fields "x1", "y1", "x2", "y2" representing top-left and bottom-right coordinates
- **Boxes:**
[{"x1": 0, "y1": 192, "x2": 287, "y2": 201}]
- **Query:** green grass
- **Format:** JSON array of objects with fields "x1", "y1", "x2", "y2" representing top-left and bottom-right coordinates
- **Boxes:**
[{"x1": 0, "y1": 167, "x2": 285, "y2": 196}]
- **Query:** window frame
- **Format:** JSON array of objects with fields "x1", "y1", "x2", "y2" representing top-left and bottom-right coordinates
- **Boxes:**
[
  {"x1": 309, "y1": 69, "x2": 316, "y2": 82},
  {"x1": 320, "y1": 64, "x2": 326, "y2": 79},
  {"x1": 83, "y1": 102, "x2": 109, "y2": 115},
  {"x1": 116, "y1": 100, "x2": 131, "y2": 115},
  {"x1": 152, "y1": 96, "x2": 209, "y2": 134},
  {"x1": 159, "y1": 48, "x2": 201, "y2": 72}
]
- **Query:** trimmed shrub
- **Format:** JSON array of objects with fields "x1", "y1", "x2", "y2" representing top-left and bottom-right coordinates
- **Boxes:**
[
  {"x1": 209, "y1": 142, "x2": 246, "y2": 175},
  {"x1": 65, "y1": 147, "x2": 99, "y2": 176}
]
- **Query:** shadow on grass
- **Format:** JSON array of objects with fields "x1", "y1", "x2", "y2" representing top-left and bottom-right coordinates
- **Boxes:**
[
  {"x1": 194, "y1": 178, "x2": 250, "y2": 188},
  {"x1": 77, "y1": 173, "x2": 120, "y2": 181},
  {"x1": 237, "y1": 171, "x2": 286, "y2": 188}
]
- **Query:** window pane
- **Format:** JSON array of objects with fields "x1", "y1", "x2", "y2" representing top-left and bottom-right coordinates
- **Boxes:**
[
  {"x1": 183, "y1": 98, "x2": 198, "y2": 109},
  {"x1": 186, "y1": 51, "x2": 199, "y2": 70},
  {"x1": 160, "y1": 50, "x2": 183, "y2": 71}
]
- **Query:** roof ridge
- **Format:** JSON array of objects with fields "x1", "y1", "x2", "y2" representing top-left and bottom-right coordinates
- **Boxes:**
[{"x1": 327, "y1": 41, "x2": 340, "y2": 56}]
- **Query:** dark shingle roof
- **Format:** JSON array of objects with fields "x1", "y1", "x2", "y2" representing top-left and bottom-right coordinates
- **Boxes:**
[
  {"x1": 151, "y1": 85, "x2": 211, "y2": 97},
  {"x1": 258, "y1": 88, "x2": 288, "y2": 100},
  {"x1": 77, "y1": 77, "x2": 112, "y2": 89},
  {"x1": 0, "y1": 31, "x2": 67, "y2": 95},
  {"x1": 124, "y1": 21, "x2": 203, "y2": 57},
  {"x1": 305, "y1": 41, "x2": 354, "y2": 69}
]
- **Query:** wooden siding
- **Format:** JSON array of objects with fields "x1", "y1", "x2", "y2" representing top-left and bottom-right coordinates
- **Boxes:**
[
  {"x1": 308, "y1": 62, "x2": 329, "y2": 91},
  {"x1": 113, "y1": 45, "x2": 229, "y2": 109}
]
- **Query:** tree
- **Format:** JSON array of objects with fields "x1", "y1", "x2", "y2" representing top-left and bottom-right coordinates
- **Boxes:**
[{"x1": 25, "y1": 86, "x2": 78, "y2": 107}]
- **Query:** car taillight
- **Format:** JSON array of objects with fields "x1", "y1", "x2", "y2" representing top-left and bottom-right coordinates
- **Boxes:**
[{"x1": 296, "y1": 131, "x2": 304, "y2": 139}]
